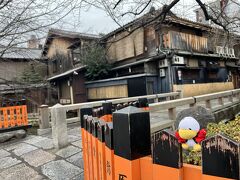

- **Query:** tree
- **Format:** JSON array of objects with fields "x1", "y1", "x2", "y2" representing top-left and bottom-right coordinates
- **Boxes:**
[
  {"x1": 0, "y1": 0, "x2": 86, "y2": 86},
  {"x1": 80, "y1": 43, "x2": 112, "y2": 80},
  {"x1": 87, "y1": 0, "x2": 240, "y2": 35},
  {"x1": 0, "y1": 0, "x2": 84, "y2": 56},
  {"x1": 19, "y1": 64, "x2": 43, "y2": 84}
]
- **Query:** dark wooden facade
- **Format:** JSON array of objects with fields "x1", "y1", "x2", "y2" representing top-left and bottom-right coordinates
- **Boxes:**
[{"x1": 97, "y1": 9, "x2": 240, "y2": 98}]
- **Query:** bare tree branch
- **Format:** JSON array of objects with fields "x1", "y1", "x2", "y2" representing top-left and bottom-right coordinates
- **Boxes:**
[{"x1": 113, "y1": 0, "x2": 124, "y2": 9}]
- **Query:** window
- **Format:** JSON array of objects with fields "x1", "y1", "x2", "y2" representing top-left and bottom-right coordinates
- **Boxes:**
[
  {"x1": 208, "y1": 70, "x2": 218, "y2": 79},
  {"x1": 52, "y1": 60, "x2": 57, "y2": 73},
  {"x1": 182, "y1": 69, "x2": 200, "y2": 80},
  {"x1": 147, "y1": 81, "x2": 154, "y2": 95}
]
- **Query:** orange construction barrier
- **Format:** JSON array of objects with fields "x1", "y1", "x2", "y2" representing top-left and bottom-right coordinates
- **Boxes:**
[{"x1": 0, "y1": 105, "x2": 30, "y2": 132}]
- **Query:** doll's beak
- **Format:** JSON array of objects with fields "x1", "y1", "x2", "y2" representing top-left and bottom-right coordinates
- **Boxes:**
[{"x1": 179, "y1": 129, "x2": 197, "y2": 139}]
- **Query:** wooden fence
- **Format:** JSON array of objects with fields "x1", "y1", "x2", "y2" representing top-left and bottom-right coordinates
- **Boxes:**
[{"x1": 80, "y1": 106, "x2": 239, "y2": 180}]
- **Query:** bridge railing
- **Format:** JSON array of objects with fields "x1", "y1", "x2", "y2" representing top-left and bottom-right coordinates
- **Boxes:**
[
  {"x1": 51, "y1": 91, "x2": 181, "y2": 124},
  {"x1": 49, "y1": 91, "x2": 181, "y2": 149},
  {"x1": 149, "y1": 88, "x2": 240, "y2": 133}
]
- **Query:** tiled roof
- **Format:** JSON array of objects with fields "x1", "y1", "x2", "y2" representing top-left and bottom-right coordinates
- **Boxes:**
[
  {"x1": 49, "y1": 28, "x2": 101, "y2": 39},
  {"x1": 42, "y1": 28, "x2": 100, "y2": 56},
  {"x1": 0, "y1": 47, "x2": 42, "y2": 60},
  {"x1": 47, "y1": 65, "x2": 85, "y2": 81}
]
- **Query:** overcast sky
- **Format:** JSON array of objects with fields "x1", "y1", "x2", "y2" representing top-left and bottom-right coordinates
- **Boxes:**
[{"x1": 52, "y1": 0, "x2": 202, "y2": 34}]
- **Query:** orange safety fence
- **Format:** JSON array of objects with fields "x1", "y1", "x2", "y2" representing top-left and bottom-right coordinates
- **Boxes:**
[{"x1": 0, "y1": 105, "x2": 28, "y2": 129}]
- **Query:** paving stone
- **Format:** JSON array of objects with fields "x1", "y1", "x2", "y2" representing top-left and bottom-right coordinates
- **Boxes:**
[
  {"x1": 0, "y1": 132, "x2": 14, "y2": 143},
  {"x1": 24, "y1": 136, "x2": 48, "y2": 145},
  {"x1": 41, "y1": 133, "x2": 52, "y2": 139},
  {"x1": 71, "y1": 140, "x2": 82, "y2": 148},
  {"x1": 0, "y1": 163, "x2": 43, "y2": 180},
  {"x1": 33, "y1": 138, "x2": 54, "y2": 150},
  {"x1": 66, "y1": 152, "x2": 83, "y2": 167},
  {"x1": 41, "y1": 160, "x2": 83, "y2": 180},
  {"x1": 4, "y1": 142, "x2": 26, "y2": 151},
  {"x1": 68, "y1": 127, "x2": 82, "y2": 137},
  {"x1": 72, "y1": 172, "x2": 84, "y2": 180},
  {"x1": 0, "y1": 149, "x2": 10, "y2": 159},
  {"x1": 0, "y1": 157, "x2": 21, "y2": 170},
  {"x1": 56, "y1": 145, "x2": 81, "y2": 158},
  {"x1": 13, "y1": 144, "x2": 38, "y2": 156},
  {"x1": 21, "y1": 149, "x2": 56, "y2": 167},
  {"x1": 68, "y1": 135, "x2": 81, "y2": 143}
]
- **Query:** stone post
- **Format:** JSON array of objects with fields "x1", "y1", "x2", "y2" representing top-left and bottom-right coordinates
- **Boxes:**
[
  {"x1": 37, "y1": 105, "x2": 51, "y2": 135},
  {"x1": 51, "y1": 103, "x2": 68, "y2": 149}
]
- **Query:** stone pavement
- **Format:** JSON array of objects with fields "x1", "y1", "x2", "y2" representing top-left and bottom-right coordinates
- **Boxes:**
[{"x1": 0, "y1": 124, "x2": 84, "y2": 180}]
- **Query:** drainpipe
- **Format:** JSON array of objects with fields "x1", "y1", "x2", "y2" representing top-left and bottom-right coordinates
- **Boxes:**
[
  {"x1": 68, "y1": 77, "x2": 74, "y2": 104},
  {"x1": 70, "y1": 85, "x2": 74, "y2": 104},
  {"x1": 158, "y1": 41, "x2": 175, "y2": 92},
  {"x1": 167, "y1": 54, "x2": 174, "y2": 92}
]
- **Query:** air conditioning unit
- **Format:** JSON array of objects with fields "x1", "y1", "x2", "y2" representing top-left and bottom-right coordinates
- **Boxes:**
[
  {"x1": 228, "y1": 48, "x2": 235, "y2": 57},
  {"x1": 172, "y1": 56, "x2": 184, "y2": 65},
  {"x1": 159, "y1": 68, "x2": 166, "y2": 77},
  {"x1": 216, "y1": 46, "x2": 224, "y2": 55},
  {"x1": 159, "y1": 59, "x2": 168, "y2": 68}
]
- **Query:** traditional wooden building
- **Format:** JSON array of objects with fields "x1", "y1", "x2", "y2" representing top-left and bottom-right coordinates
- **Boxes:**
[
  {"x1": 86, "y1": 9, "x2": 240, "y2": 99},
  {"x1": 43, "y1": 28, "x2": 100, "y2": 104},
  {"x1": 0, "y1": 40, "x2": 48, "y2": 113}
]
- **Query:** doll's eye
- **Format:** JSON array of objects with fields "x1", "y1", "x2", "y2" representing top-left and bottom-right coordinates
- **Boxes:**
[{"x1": 189, "y1": 128, "x2": 192, "y2": 130}]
